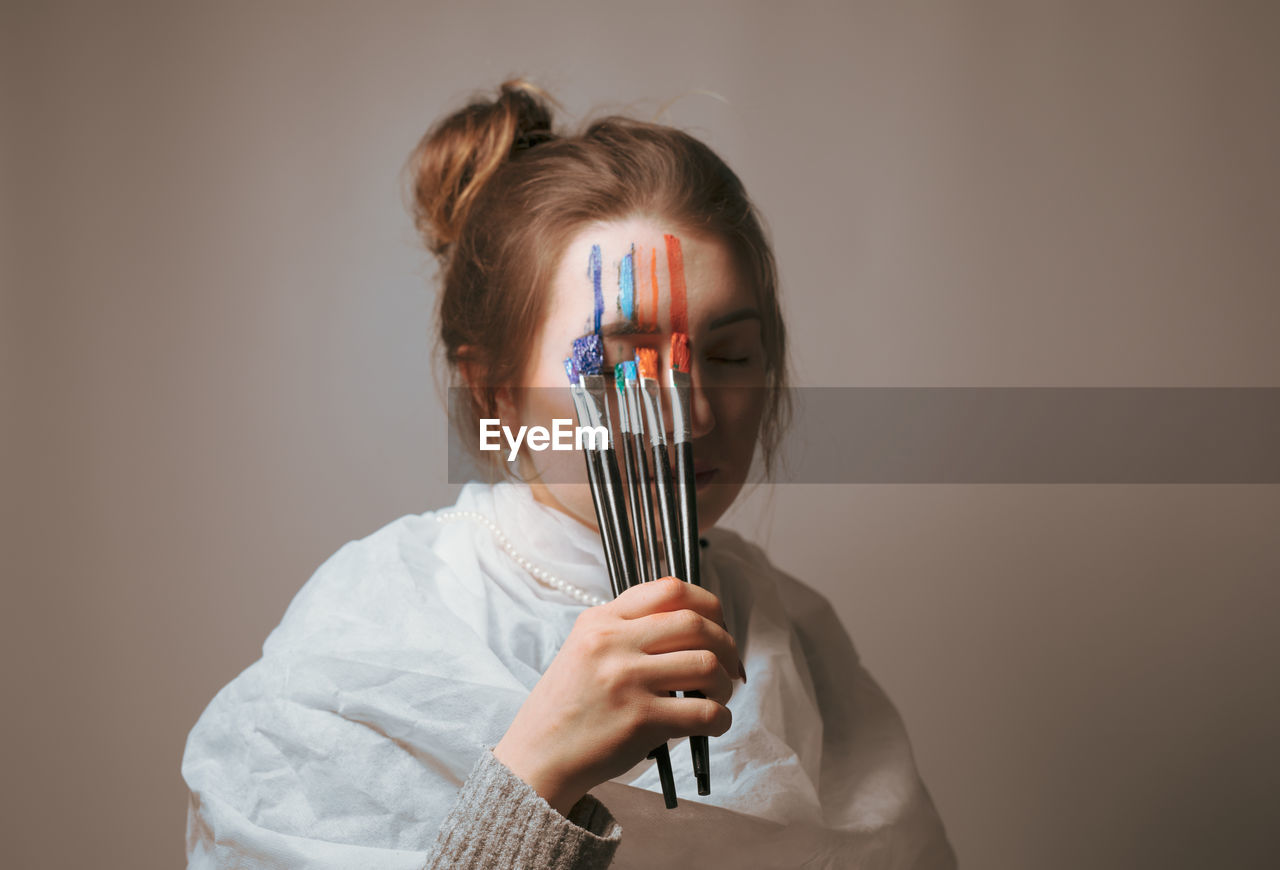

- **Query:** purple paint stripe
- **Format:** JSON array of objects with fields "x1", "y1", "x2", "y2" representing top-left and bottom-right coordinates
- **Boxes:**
[{"x1": 589, "y1": 244, "x2": 603, "y2": 334}]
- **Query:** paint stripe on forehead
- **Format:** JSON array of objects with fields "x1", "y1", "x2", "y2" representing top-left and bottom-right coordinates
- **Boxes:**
[
  {"x1": 589, "y1": 244, "x2": 603, "y2": 334},
  {"x1": 649, "y1": 246, "x2": 659, "y2": 330},
  {"x1": 664, "y1": 234, "x2": 688, "y2": 335},
  {"x1": 618, "y1": 246, "x2": 635, "y2": 320}
]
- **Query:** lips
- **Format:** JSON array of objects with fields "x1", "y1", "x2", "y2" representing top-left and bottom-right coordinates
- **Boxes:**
[{"x1": 694, "y1": 467, "x2": 719, "y2": 488}]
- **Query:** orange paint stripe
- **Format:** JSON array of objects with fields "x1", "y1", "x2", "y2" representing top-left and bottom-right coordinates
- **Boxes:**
[
  {"x1": 663, "y1": 234, "x2": 687, "y2": 334},
  {"x1": 649, "y1": 246, "x2": 660, "y2": 330}
]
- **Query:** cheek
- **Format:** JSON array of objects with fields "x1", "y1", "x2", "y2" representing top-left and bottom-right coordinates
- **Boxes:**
[
  {"x1": 518, "y1": 386, "x2": 577, "y2": 432},
  {"x1": 514, "y1": 399, "x2": 586, "y2": 487},
  {"x1": 713, "y1": 387, "x2": 767, "y2": 447}
]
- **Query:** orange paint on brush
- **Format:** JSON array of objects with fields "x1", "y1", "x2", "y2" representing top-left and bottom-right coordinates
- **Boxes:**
[
  {"x1": 649, "y1": 246, "x2": 660, "y2": 329},
  {"x1": 664, "y1": 234, "x2": 688, "y2": 334},
  {"x1": 670, "y1": 333, "x2": 690, "y2": 373},
  {"x1": 635, "y1": 347, "x2": 659, "y2": 381}
]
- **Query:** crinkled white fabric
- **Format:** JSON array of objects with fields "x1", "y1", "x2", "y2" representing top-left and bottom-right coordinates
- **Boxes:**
[{"x1": 183, "y1": 482, "x2": 955, "y2": 869}]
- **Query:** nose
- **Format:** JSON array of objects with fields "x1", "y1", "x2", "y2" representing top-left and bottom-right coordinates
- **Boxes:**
[{"x1": 687, "y1": 363, "x2": 715, "y2": 440}]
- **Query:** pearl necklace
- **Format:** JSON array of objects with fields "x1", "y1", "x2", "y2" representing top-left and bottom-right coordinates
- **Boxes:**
[{"x1": 432, "y1": 509, "x2": 610, "y2": 607}]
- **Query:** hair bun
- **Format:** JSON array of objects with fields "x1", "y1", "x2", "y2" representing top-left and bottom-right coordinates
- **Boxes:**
[{"x1": 409, "y1": 80, "x2": 556, "y2": 261}]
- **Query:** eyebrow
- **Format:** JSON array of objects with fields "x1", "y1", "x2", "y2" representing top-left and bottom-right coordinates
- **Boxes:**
[
  {"x1": 707, "y1": 307, "x2": 761, "y2": 331},
  {"x1": 599, "y1": 307, "x2": 761, "y2": 337},
  {"x1": 600, "y1": 321, "x2": 661, "y2": 338}
]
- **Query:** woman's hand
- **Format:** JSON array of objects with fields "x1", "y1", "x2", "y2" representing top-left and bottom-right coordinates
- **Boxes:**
[{"x1": 492, "y1": 577, "x2": 744, "y2": 816}]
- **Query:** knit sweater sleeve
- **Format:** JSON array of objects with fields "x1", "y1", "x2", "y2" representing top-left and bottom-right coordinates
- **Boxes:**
[{"x1": 424, "y1": 750, "x2": 622, "y2": 869}]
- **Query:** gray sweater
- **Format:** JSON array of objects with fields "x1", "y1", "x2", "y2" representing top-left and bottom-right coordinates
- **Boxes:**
[{"x1": 425, "y1": 751, "x2": 622, "y2": 869}]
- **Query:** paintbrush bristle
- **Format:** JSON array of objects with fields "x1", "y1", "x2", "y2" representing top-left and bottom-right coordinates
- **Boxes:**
[
  {"x1": 572, "y1": 334, "x2": 604, "y2": 376},
  {"x1": 563, "y1": 357, "x2": 580, "y2": 384},
  {"x1": 622, "y1": 360, "x2": 637, "y2": 384},
  {"x1": 614, "y1": 363, "x2": 626, "y2": 391},
  {"x1": 635, "y1": 347, "x2": 658, "y2": 380},
  {"x1": 670, "y1": 333, "x2": 690, "y2": 373}
]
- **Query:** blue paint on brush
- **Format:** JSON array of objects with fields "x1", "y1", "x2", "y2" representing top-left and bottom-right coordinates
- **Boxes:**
[
  {"x1": 572, "y1": 334, "x2": 604, "y2": 376},
  {"x1": 622, "y1": 360, "x2": 637, "y2": 384},
  {"x1": 589, "y1": 244, "x2": 603, "y2": 334},
  {"x1": 563, "y1": 357, "x2": 580, "y2": 385},
  {"x1": 618, "y1": 246, "x2": 635, "y2": 320}
]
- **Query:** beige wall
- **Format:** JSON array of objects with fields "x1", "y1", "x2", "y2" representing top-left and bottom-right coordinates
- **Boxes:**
[{"x1": 4, "y1": 2, "x2": 1278, "y2": 867}]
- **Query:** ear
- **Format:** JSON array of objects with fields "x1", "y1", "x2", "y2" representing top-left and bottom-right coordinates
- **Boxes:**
[{"x1": 457, "y1": 346, "x2": 519, "y2": 422}]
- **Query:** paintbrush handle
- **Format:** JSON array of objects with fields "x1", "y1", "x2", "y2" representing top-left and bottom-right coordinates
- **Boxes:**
[
  {"x1": 618, "y1": 435, "x2": 651, "y2": 585},
  {"x1": 590, "y1": 447, "x2": 679, "y2": 808},
  {"x1": 600, "y1": 447, "x2": 639, "y2": 589},
  {"x1": 651, "y1": 442, "x2": 711, "y2": 791},
  {"x1": 674, "y1": 442, "x2": 701, "y2": 588},
  {"x1": 649, "y1": 444, "x2": 685, "y2": 581},
  {"x1": 630, "y1": 432, "x2": 663, "y2": 582},
  {"x1": 583, "y1": 450, "x2": 624, "y2": 599},
  {"x1": 646, "y1": 743, "x2": 679, "y2": 809},
  {"x1": 620, "y1": 440, "x2": 681, "y2": 808},
  {"x1": 673, "y1": 440, "x2": 712, "y2": 793}
]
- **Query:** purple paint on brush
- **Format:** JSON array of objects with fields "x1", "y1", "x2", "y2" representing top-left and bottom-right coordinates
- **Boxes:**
[
  {"x1": 572, "y1": 334, "x2": 604, "y2": 376},
  {"x1": 589, "y1": 244, "x2": 604, "y2": 334},
  {"x1": 563, "y1": 357, "x2": 580, "y2": 385}
]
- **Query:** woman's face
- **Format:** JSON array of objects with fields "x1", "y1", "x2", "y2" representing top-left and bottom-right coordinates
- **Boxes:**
[{"x1": 515, "y1": 217, "x2": 768, "y2": 533}]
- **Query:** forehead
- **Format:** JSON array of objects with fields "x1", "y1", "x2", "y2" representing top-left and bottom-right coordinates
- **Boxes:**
[{"x1": 547, "y1": 218, "x2": 751, "y2": 336}]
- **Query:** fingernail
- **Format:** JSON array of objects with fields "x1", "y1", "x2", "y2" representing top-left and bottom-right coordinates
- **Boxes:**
[{"x1": 738, "y1": 660, "x2": 747, "y2": 683}]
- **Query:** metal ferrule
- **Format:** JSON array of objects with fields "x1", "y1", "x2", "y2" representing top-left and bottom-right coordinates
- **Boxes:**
[
  {"x1": 624, "y1": 379, "x2": 645, "y2": 440},
  {"x1": 638, "y1": 377, "x2": 667, "y2": 447},
  {"x1": 579, "y1": 375, "x2": 615, "y2": 448},
  {"x1": 568, "y1": 383, "x2": 589, "y2": 425},
  {"x1": 613, "y1": 382, "x2": 632, "y2": 435},
  {"x1": 666, "y1": 369, "x2": 692, "y2": 445}
]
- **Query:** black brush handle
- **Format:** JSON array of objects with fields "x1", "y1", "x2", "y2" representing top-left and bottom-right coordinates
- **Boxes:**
[
  {"x1": 618, "y1": 436, "x2": 650, "y2": 585},
  {"x1": 674, "y1": 442, "x2": 701, "y2": 589},
  {"x1": 599, "y1": 447, "x2": 638, "y2": 588},
  {"x1": 650, "y1": 444, "x2": 685, "y2": 581},
  {"x1": 628, "y1": 438, "x2": 681, "y2": 806},
  {"x1": 648, "y1": 743, "x2": 678, "y2": 809},
  {"x1": 630, "y1": 432, "x2": 663, "y2": 582},
  {"x1": 603, "y1": 446, "x2": 678, "y2": 808},
  {"x1": 652, "y1": 442, "x2": 711, "y2": 790},
  {"x1": 675, "y1": 440, "x2": 711, "y2": 794},
  {"x1": 583, "y1": 450, "x2": 624, "y2": 599}
]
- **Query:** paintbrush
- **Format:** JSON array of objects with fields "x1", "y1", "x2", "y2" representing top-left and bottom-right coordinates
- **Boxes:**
[
  {"x1": 563, "y1": 358, "x2": 624, "y2": 599},
  {"x1": 623, "y1": 360, "x2": 663, "y2": 584},
  {"x1": 667, "y1": 334, "x2": 701, "y2": 590},
  {"x1": 665, "y1": 333, "x2": 712, "y2": 794},
  {"x1": 633, "y1": 349, "x2": 684, "y2": 581},
  {"x1": 616, "y1": 362, "x2": 658, "y2": 584},
  {"x1": 572, "y1": 337, "x2": 678, "y2": 809},
  {"x1": 572, "y1": 336, "x2": 640, "y2": 590},
  {"x1": 635, "y1": 347, "x2": 711, "y2": 795}
]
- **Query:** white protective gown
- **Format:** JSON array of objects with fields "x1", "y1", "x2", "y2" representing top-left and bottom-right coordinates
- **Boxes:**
[{"x1": 183, "y1": 482, "x2": 956, "y2": 869}]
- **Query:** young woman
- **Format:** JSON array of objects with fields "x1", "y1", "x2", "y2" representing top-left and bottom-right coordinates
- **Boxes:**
[{"x1": 183, "y1": 81, "x2": 954, "y2": 869}]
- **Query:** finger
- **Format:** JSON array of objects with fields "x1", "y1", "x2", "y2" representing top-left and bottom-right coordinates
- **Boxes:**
[
  {"x1": 610, "y1": 576, "x2": 726, "y2": 628},
  {"x1": 640, "y1": 650, "x2": 735, "y2": 705},
  {"x1": 632, "y1": 610, "x2": 740, "y2": 678},
  {"x1": 646, "y1": 694, "x2": 733, "y2": 740}
]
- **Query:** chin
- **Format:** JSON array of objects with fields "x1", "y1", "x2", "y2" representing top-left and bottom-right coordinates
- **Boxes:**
[{"x1": 695, "y1": 481, "x2": 745, "y2": 532}]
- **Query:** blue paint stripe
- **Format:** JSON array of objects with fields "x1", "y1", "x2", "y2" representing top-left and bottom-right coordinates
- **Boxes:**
[{"x1": 619, "y1": 247, "x2": 635, "y2": 320}]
